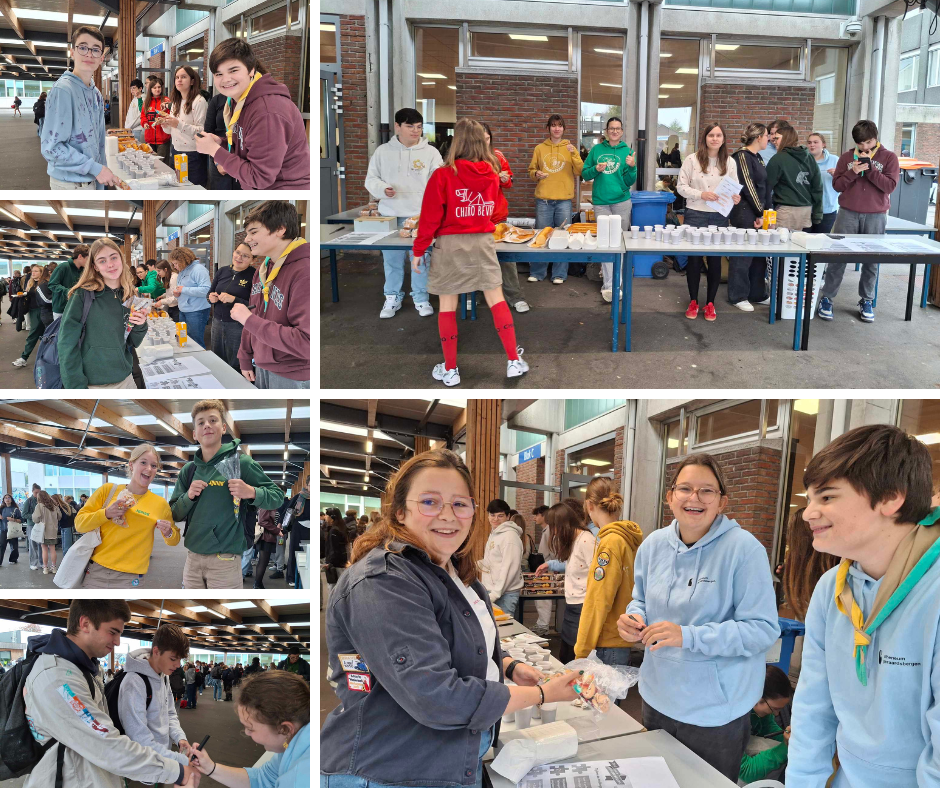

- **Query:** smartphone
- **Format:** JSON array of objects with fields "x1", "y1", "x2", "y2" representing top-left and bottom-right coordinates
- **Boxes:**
[{"x1": 858, "y1": 156, "x2": 871, "y2": 168}]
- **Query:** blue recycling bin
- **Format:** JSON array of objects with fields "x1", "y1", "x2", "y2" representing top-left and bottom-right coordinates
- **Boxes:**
[
  {"x1": 768, "y1": 617, "x2": 805, "y2": 674},
  {"x1": 628, "y1": 191, "x2": 676, "y2": 277}
]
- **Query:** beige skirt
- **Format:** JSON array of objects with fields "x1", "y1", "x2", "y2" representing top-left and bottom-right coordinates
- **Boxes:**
[{"x1": 428, "y1": 232, "x2": 502, "y2": 295}]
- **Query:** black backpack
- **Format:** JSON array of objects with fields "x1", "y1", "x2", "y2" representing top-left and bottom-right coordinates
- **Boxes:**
[
  {"x1": 179, "y1": 460, "x2": 257, "y2": 546},
  {"x1": 0, "y1": 651, "x2": 95, "y2": 787},
  {"x1": 34, "y1": 290, "x2": 95, "y2": 389},
  {"x1": 103, "y1": 672, "x2": 152, "y2": 736}
]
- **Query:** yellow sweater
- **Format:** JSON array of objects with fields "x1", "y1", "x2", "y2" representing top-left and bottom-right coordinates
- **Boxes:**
[
  {"x1": 528, "y1": 139, "x2": 583, "y2": 200},
  {"x1": 574, "y1": 519, "x2": 643, "y2": 659},
  {"x1": 75, "y1": 483, "x2": 179, "y2": 575}
]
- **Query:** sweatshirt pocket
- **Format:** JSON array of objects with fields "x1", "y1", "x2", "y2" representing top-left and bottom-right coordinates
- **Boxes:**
[{"x1": 643, "y1": 651, "x2": 727, "y2": 708}]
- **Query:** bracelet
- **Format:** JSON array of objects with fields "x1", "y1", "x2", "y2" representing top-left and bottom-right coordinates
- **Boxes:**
[
  {"x1": 208, "y1": 763, "x2": 217, "y2": 777},
  {"x1": 537, "y1": 685, "x2": 545, "y2": 707},
  {"x1": 505, "y1": 659, "x2": 522, "y2": 681}
]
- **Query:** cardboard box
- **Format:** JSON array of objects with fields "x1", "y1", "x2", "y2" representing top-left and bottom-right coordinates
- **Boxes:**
[{"x1": 354, "y1": 216, "x2": 397, "y2": 234}]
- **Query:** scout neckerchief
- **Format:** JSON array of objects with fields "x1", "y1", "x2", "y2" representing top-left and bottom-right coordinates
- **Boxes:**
[
  {"x1": 835, "y1": 507, "x2": 940, "y2": 685},
  {"x1": 223, "y1": 72, "x2": 263, "y2": 149},
  {"x1": 852, "y1": 142, "x2": 881, "y2": 177},
  {"x1": 259, "y1": 238, "x2": 307, "y2": 313}
]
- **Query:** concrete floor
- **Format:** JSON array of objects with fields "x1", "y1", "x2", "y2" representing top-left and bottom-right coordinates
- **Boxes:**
[
  {"x1": 0, "y1": 535, "x2": 292, "y2": 590},
  {"x1": 0, "y1": 109, "x2": 53, "y2": 190},
  {"x1": 320, "y1": 250, "x2": 940, "y2": 388}
]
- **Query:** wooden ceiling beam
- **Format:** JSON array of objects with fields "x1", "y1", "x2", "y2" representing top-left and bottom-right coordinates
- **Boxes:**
[
  {"x1": 0, "y1": 0, "x2": 25, "y2": 39},
  {"x1": 134, "y1": 400, "x2": 195, "y2": 445},
  {"x1": 64, "y1": 400, "x2": 156, "y2": 442},
  {"x1": 5, "y1": 402, "x2": 122, "y2": 445}
]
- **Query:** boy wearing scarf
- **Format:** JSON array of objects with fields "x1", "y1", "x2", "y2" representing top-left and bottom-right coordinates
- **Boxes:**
[
  {"x1": 818, "y1": 120, "x2": 900, "y2": 324},
  {"x1": 788, "y1": 424, "x2": 940, "y2": 788},
  {"x1": 233, "y1": 201, "x2": 309, "y2": 388}
]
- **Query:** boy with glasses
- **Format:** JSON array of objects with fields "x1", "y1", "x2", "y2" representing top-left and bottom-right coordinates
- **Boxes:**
[
  {"x1": 41, "y1": 26, "x2": 121, "y2": 189},
  {"x1": 124, "y1": 78, "x2": 145, "y2": 142},
  {"x1": 739, "y1": 666, "x2": 794, "y2": 784}
]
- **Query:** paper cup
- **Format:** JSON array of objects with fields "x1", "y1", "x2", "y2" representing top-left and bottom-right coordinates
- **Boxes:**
[
  {"x1": 644, "y1": 226, "x2": 653, "y2": 239},
  {"x1": 655, "y1": 228, "x2": 663, "y2": 242},
  {"x1": 707, "y1": 225, "x2": 718, "y2": 232},
  {"x1": 503, "y1": 711, "x2": 516, "y2": 725},
  {"x1": 630, "y1": 225, "x2": 639, "y2": 239},
  {"x1": 760, "y1": 232, "x2": 771, "y2": 246},
  {"x1": 540, "y1": 703, "x2": 558, "y2": 723},
  {"x1": 672, "y1": 230, "x2": 682, "y2": 244},
  {"x1": 515, "y1": 708, "x2": 533, "y2": 729},
  {"x1": 770, "y1": 230, "x2": 781, "y2": 244},
  {"x1": 691, "y1": 230, "x2": 701, "y2": 245},
  {"x1": 748, "y1": 233, "x2": 758, "y2": 245},
  {"x1": 702, "y1": 232, "x2": 712, "y2": 245}
]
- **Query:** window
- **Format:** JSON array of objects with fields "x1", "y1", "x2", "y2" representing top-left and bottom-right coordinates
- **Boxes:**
[
  {"x1": 249, "y1": 1, "x2": 301, "y2": 37},
  {"x1": 580, "y1": 34, "x2": 625, "y2": 173},
  {"x1": 898, "y1": 399, "x2": 940, "y2": 493},
  {"x1": 900, "y1": 124, "x2": 916, "y2": 157},
  {"x1": 566, "y1": 437, "x2": 616, "y2": 477},
  {"x1": 469, "y1": 31, "x2": 569, "y2": 66},
  {"x1": 929, "y1": 45, "x2": 940, "y2": 88},
  {"x1": 665, "y1": 0, "x2": 855, "y2": 10},
  {"x1": 815, "y1": 74, "x2": 834, "y2": 104},
  {"x1": 811, "y1": 47, "x2": 847, "y2": 156},
  {"x1": 177, "y1": 9, "x2": 209, "y2": 32},
  {"x1": 694, "y1": 400, "x2": 779, "y2": 445},
  {"x1": 899, "y1": 52, "x2": 919, "y2": 93},
  {"x1": 658, "y1": 38, "x2": 700, "y2": 164},
  {"x1": 714, "y1": 43, "x2": 802, "y2": 74},
  {"x1": 774, "y1": 399, "x2": 819, "y2": 566},
  {"x1": 415, "y1": 27, "x2": 459, "y2": 147},
  {"x1": 564, "y1": 400, "x2": 625, "y2": 431},
  {"x1": 176, "y1": 37, "x2": 206, "y2": 66},
  {"x1": 320, "y1": 22, "x2": 337, "y2": 65},
  {"x1": 514, "y1": 430, "x2": 543, "y2": 452},
  {"x1": 663, "y1": 417, "x2": 688, "y2": 459}
]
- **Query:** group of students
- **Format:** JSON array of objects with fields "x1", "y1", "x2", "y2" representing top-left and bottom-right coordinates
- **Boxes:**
[
  {"x1": 321, "y1": 423, "x2": 940, "y2": 787},
  {"x1": 4, "y1": 200, "x2": 309, "y2": 389},
  {"x1": 0, "y1": 488, "x2": 80, "y2": 573},
  {"x1": 38, "y1": 26, "x2": 309, "y2": 190},
  {"x1": 2, "y1": 599, "x2": 309, "y2": 787}
]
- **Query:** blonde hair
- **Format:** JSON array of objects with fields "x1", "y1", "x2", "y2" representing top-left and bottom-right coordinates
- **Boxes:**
[
  {"x1": 808, "y1": 131, "x2": 827, "y2": 148},
  {"x1": 444, "y1": 118, "x2": 500, "y2": 175},
  {"x1": 68, "y1": 238, "x2": 136, "y2": 301},
  {"x1": 584, "y1": 476, "x2": 624, "y2": 516},
  {"x1": 191, "y1": 399, "x2": 227, "y2": 422},
  {"x1": 51, "y1": 493, "x2": 72, "y2": 515},
  {"x1": 168, "y1": 247, "x2": 197, "y2": 270},
  {"x1": 25, "y1": 264, "x2": 49, "y2": 293},
  {"x1": 128, "y1": 443, "x2": 161, "y2": 472}
]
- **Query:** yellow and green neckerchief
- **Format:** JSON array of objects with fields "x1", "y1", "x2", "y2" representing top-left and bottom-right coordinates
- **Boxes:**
[
  {"x1": 835, "y1": 507, "x2": 940, "y2": 685},
  {"x1": 223, "y1": 71, "x2": 263, "y2": 149},
  {"x1": 259, "y1": 238, "x2": 307, "y2": 312}
]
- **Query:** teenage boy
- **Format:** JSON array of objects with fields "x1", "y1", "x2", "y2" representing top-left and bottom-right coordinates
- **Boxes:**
[
  {"x1": 818, "y1": 120, "x2": 900, "y2": 324},
  {"x1": 532, "y1": 505, "x2": 554, "y2": 635},
  {"x1": 193, "y1": 38, "x2": 310, "y2": 189},
  {"x1": 739, "y1": 666, "x2": 793, "y2": 784},
  {"x1": 759, "y1": 118, "x2": 783, "y2": 165},
  {"x1": 277, "y1": 646, "x2": 310, "y2": 679},
  {"x1": 21, "y1": 483, "x2": 42, "y2": 571},
  {"x1": 170, "y1": 399, "x2": 283, "y2": 589},
  {"x1": 22, "y1": 600, "x2": 195, "y2": 787},
  {"x1": 787, "y1": 424, "x2": 940, "y2": 787},
  {"x1": 117, "y1": 624, "x2": 192, "y2": 770},
  {"x1": 41, "y1": 26, "x2": 120, "y2": 189},
  {"x1": 233, "y1": 201, "x2": 309, "y2": 389},
  {"x1": 125, "y1": 78, "x2": 145, "y2": 142},
  {"x1": 48, "y1": 243, "x2": 89, "y2": 319},
  {"x1": 480, "y1": 499, "x2": 524, "y2": 616},
  {"x1": 365, "y1": 107, "x2": 443, "y2": 319}
]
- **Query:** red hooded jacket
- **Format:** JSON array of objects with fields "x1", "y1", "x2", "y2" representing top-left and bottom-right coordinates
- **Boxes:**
[
  {"x1": 492, "y1": 149, "x2": 513, "y2": 223},
  {"x1": 141, "y1": 96, "x2": 171, "y2": 145},
  {"x1": 412, "y1": 159, "x2": 501, "y2": 257}
]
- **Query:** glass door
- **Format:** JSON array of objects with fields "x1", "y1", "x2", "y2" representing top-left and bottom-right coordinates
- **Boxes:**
[{"x1": 320, "y1": 70, "x2": 341, "y2": 222}]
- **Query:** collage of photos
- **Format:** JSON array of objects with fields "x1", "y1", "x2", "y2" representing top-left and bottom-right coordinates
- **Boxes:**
[{"x1": 0, "y1": 0, "x2": 315, "y2": 785}]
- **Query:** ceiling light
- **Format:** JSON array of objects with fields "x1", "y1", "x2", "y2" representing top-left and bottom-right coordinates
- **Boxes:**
[
  {"x1": 579, "y1": 459, "x2": 611, "y2": 467},
  {"x1": 594, "y1": 48, "x2": 623, "y2": 55},
  {"x1": 667, "y1": 438, "x2": 679, "y2": 447},
  {"x1": 283, "y1": 451, "x2": 289, "y2": 459},
  {"x1": 599, "y1": 82, "x2": 622, "y2": 88},
  {"x1": 659, "y1": 94, "x2": 670, "y2": 99},
  {"x1": 715, "y1": 44, "x2": 740, "y2": 51},
  {"x1": 320, "y1": 23, "x2": 336, "y2": 31},
  {"x1": 362, "y1": 485, "x2": 368, "y2": 490},
  {"x1": 509, "y1": 34, "x2": 548, "y2": 41},
  {"x1": 794, "y1": 400, "x2": 819, "y2": 415},
  {"x1": 661, "y1": 84, "x2": 684, "y2": 89},
  {"x1": 417, "y1": 72, "x2": 447, "y2": 79},
  {"x1": 365, "y1": 440, "x2": 373, "y2": 453},
  {"x1": 421, "y1": 81, "x2": 435, "y2": 85},
  {"x1": 676, "y1": 68, "x2": 698, "y2": 74},
  {"x1": 659, "y1": 53, "x2": 673, "y2": 58},
  {"x1": 916, "y1": 432, "x2": 940, "y2": 445},
  {"x1": 364, "y1": 474, "x2": 370, "y2": 482},
  {"x1": 448, "y1": 86, "x2": 456, "y2": 90}
]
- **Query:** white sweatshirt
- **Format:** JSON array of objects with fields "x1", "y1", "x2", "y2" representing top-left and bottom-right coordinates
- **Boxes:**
[
  {"x1": 677, "y1": 153, "x2": 738, "y2": 213},
  {"x1": 124, "y1": 96, "x2": 143, "y2": 131},
  {"x1": 166, "y1": 94, "x2": 208, "y2": 153},
  {"x1": 564, "y1": 528, "x2": 598, "y2": 604},
  {"x1": 364, "y1": 136, "x2": 443, "y2": 217},
  {"x1": 479, "y1": 521, "x2": 524, "y2": 602}
]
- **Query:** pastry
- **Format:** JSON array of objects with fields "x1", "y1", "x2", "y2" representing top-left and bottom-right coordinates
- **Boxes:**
[
  {"x1": 403, "y1": 215, "x2": 420, "y2": 230},
  {"x1": 528, "y1": 227, "x2": 553, "y2": 248},
  {"x1": 493, "y1": 223, "x2": 512, "y2": 242},
  {"x1": 399, "y1": 229, "x2": 411, "y2": 238}
]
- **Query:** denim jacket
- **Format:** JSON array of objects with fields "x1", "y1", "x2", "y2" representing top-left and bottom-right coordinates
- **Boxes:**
[{"x1": 320, "y1": 542, "x2": 510, "y2": 786}]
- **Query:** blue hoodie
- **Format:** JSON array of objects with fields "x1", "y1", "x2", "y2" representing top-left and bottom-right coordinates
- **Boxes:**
[
  {"x1": 175, "y1": 261, "x2": 211, "y2": 314},
  {"x1": 40, "y1": 71, "x2": 106, "y2": 187},
  {"x1": 244, "y1": 723, "x2": 309, "y2": 788},
  {"x1": 626, "y1": 514, "x2": 779, "y2": 727},
  {"x1": 787, "y1": 558, "x2": 940, "y2": 787}
]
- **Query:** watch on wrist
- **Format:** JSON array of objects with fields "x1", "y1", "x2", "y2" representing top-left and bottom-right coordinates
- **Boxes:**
[{"x1": 505, "y1": 659, "x2": 522, "y2": 681}]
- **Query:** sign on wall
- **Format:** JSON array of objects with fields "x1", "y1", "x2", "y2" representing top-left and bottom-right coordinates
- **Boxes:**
[{"x1": 517, "y1": 442, "x2": 544, "y2": 465}]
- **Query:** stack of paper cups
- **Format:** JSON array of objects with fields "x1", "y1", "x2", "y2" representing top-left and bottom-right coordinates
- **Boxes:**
[
  {"x1": 609, "y1": 214, "x2": 623, "y2": 244},
  {"x1": 597, "y1": 214, "x2": 611, "y2": 248}
]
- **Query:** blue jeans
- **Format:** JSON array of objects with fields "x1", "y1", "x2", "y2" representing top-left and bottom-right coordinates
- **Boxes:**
[
  {"x1": 321, "y1": 727, "x2": 493, "y2": 788},
  {"x1": 529, "y1": 199, "x2": 572, "y2": 281},
  {"x1": 595, "y1": 646, "x2": 632, "y2": 666},
  {"x1": 180, "y1": 308, "x2": 210, "y2": 348},
  {"x1": 383, "y1": 238, "x2": 429, "y2": 303},
  {"x1": 494, "y1": 591, "x2": 520, "y2": 618},
  {"x1": 212, "y1": 677, "x2": 224, "y2": 700},
  {"x1": 186, "y1": 683, "x2": 197, "y2": 708},
  {"x1": 61, "y1": 527, "x2": 75, "y2": 556},
  {"x1": 37, "y1": 119, "x2": 44, "y2": 136},
  {"x1": 242, "y1": 546, "x2": 255, "y2": 576}
]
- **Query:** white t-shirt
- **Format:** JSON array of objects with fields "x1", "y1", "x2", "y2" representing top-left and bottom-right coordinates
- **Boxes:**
[{"x1": 449, "y1": 564, "x2": 500, "y2": 682}]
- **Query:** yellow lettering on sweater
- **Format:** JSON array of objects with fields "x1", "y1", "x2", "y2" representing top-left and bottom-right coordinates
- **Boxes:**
[{"x1": 208, "y1": 480, "x2": 226, "y2": 487}]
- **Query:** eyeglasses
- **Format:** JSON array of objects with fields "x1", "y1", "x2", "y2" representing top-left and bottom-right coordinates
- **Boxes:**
[
  {"x1": 672, "y1": 484, "x2": 722, "y2": 504},
  {"x1": 74, "y1": 44, "x2": 104, "y2": 58},
  {"x1": 406, "y1": 496, "x2": 476, "y2": 519}
]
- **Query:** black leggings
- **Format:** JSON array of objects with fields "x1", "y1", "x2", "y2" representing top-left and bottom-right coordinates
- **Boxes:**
[
  {"x1": 686, "y1": 256, "x2": 722, "y2": 306},
  {"x1": 254, "y1": 541, "x2": 274, "y2": 586}
]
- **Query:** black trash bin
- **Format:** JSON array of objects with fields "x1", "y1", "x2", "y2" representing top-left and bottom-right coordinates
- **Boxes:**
[{"x1": 889, "y1": 164, "x2": 937, "y2": 225}]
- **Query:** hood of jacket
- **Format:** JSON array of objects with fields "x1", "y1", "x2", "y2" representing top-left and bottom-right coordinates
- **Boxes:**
[
  {"x1": 243, "y1": 73, "x2": 292, "y2": 107},
  {"x1": 540, "y1": 138, "x2": 572, "y2": 150},
  {"x1": 597, "y1": 519, "x2": 643, "y2": 551},
  {"x1": 28, "y1": 628, "x2": 99, "y2": 675},
  {"x1": 783, "y1": 145, "x2": 817, "y2": 171},
  {"x1": 195, "y1": 437, "x2": 240, "y2": 467},
  {"x1": 491, "y1": 520, "x2": 522, "y2": 540},
  {"x1": 452, "y1": 157, "x2": 501, "y2": 189},
  {"x1": 599, "y1": 139, "x2": 628, "y2": 150},
  {"x1": 125, "y1": 647, "x2": 161, "y2": 681}
]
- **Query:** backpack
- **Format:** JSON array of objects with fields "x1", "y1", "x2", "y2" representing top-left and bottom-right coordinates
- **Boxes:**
[
  {"x1": 178, "y1": 459, "x2": 257, "y2": 546},
  {"x1": 103, "y1": 671, "x2": 152, "y2": 736},
  {"x1": 0, "y1": 650, "x2": 95, "y2": 787},
  {"x1": 211, "y1": 665, "x2": 221, "y2": 680},
  {"x1": 34, "y1": 290, "x2": 95, "y2": 389}
]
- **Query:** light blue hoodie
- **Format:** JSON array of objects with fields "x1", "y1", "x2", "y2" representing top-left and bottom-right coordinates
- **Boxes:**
[
  {"x1": 40, "y1": 71, "x2": 106, "y2": 187},
  {"x1": 175, "y1": 261, "x2": 211, "y2": 314},
  {"x1": 626, "y1": 514, "x2": 779, "y2": 726},
  {"x1": 814, "y1": 150, "x2": 841, "y2": 215},
  {"x1": 244, "y1": 723, "x2": 309, "y2": 788},
  {"x1": 787, "y1": 557, "x2": 940, "y2": 787}
]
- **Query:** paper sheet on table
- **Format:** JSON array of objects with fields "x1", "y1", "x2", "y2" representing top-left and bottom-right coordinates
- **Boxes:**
[
  {"x1": 146, "y1": 374, "x2": 225, "y2": 390},
  {"x1": 825, "y1": 238, "x2": 936, "y2": 254},
  {"x1": 336, "y1": 231, "x2": 391, "y2": 245},
  {"x1": 515, "y1": 756, "x2": 680, "y2": 788},
  {"x1": 704, "y1": 176, "x2": 743, "y2": 217},
  {"x1": 141, "y1": 354, "x2": 211, "y2": 384}
]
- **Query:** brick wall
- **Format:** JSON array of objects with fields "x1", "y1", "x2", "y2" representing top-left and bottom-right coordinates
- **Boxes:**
[
  {"x1": 148, "y1": 52, "x2": 165, "y2": 73},
  {"x1": 251, "y1": 33, "x2": 303, "y2": 102},
  {"x1": 895, "y1": 121, "x2": 940, "y2": 163},
  {"x1": 700, "y1": 82, "x2": 816, "y2": 150},
  {"x1": 515, "y1": 456, "x2": 545, "y2": 544},
  {"x1": 662, "y1": 445, "x2": 782, "y2": 558},
  {"x1": 456, "y1": 69, "x2": 579, "y2": 217},
  {"x1": 340, "y1": 15, "x2": 368, "y2": 209}
]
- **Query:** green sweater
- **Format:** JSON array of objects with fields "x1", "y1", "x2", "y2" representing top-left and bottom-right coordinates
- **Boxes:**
[
  {"x1": 47, "y1": 258, "x2": 83, "y2": 315},
  {"x1": 766, "y1": 145, "x2": 823, "y2": 224},
  {"x1": 57, "y1": 285, "x2": 148, "y2": 389},
  {"x1": 137, "y1": 269, "x2": 166, "y2": 299},
  {"x1": 739, "y1": 710, "x2": 789, "y2": 783},
  {"x1": 580, "y1": 140, "x2": 637, "y2": 205},
  {"x1": 169, "y1": 439, "x2": 284, "y2": 556}
]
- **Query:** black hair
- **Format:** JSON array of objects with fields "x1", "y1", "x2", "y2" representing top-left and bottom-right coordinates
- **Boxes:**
[
  {"x1": 764, "y1": 665, "x2": 794, "y2": 701},
  {"x1": 852, "y1": 119, "x2": 879, "y2": 145},
  {"x1": 486, "y1": 499, "x2": 511, "y2": 515},
  {"x1": 532, "y1": 505, "x2": 549, "y2": 516},
  {"x1": 145, "y1": 258, "x2": 157, "y2": 268},
  {"x1": 243, "y1": 201, "x2": 301, "y2": 239},
  {"x1": 130, "y1": 78, "x2": 144, "y2": 90},
  {"x1": 606, "y1": 116, "x2": 623, "y2": 129},
  {"x1": 395, "y1": 107, "x2": 424, "y2": 126}
]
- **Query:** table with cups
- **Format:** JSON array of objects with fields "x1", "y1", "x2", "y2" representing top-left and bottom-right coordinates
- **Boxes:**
[{"x1": 105, "y1": 137, "x2": 205, "y2": 190}]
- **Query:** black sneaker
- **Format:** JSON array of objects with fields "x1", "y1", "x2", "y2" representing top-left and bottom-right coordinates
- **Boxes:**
[
  {"x1": 243, "y1": 571, "x2": 253, "y2": 578},
  {"x1": 268, "y1": 570, "x2": 284, "y2": 579}
]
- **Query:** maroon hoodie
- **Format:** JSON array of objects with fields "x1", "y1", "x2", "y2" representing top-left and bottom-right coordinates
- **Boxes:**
[
  {"x1": 831, "y1": 145, "x2": 899, "y2": 214},
  {"x1": 213, "y1": 74, "x2": 310, "y2": 190},
  {"x1": 237, "y1": 242, "x2": 309, "y2": 381}
]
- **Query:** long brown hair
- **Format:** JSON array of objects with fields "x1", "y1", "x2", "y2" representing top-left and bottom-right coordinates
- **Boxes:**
[
  {"x1": 51, "y1": 493, "x2": 72, "y2": 516},
  {"x1": 781, "y1": 506, "x2": 838, "y2": 621},
  {"x1": 67, "y1": 238, "x2": 137, "y2": 301},
  {"x1": 170, "y1": 65, "x2": 202, "y2": 117},
  {"x1": 695, "y1": 122, "x2": 730, "y2": 176},
  {"x1": 156, "y1": 260, "x2": 173, "y2": 289},
  {"x1": 146, "y1": 75, "x2": 165, "y2": 102},
  {"x1": 444, "y1": 118, "x2": 500, "y2": 175},
  {"x1": 547, "y1": 502, "x2": 590, "y2": 562},
  {"x1": 667, "y1": 453, "x2": 729, "y2": 496},
  {"x1": 349, "y1": 449, "x2": 487, "y2": 585},
  {"x1": 775, "y1": 121, "x2": 799, "y2": 151},
  {"x1": 36, "y1": 490, "x2": 55, "y2": 510}
]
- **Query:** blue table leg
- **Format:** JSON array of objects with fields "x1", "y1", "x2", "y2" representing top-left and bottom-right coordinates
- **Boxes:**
[
  {"x1": 624, "y1": 253, "x2": 633, "y2": 352},
  {"x1": 459, "y1": 293, "x2": 466, "y2": 320},
  {"x1": 330, "y1": 249, "x2": 339, "y2": 303},
  {"x1": 855, "y1": 262, "x2": 860, "y2": 271},
  {"x1": 612, "y1": 252, "x2": 621, "y2": 352},
  {"x1": 471, "y1": 292, "x2": 477, "y2": 320},
  {"x1": 769, "y1": 256, "x2": 777, "y2": 325},
  {"x1": 793, "y1": 255, "x2": 806, "y2": 351},
  {"x1": 923, "y1": 263, "x2": 932, "y2": 308},
  {"x1": 873, "y1": 267, "x2": 880, "y2": 308}
]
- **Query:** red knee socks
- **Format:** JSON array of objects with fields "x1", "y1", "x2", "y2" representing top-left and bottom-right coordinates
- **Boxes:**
[
  {"x1": 438, "y1": 311, "x2": 458, "y2": 370},
  {"x1": 490, "y1": 301, "x2": 519, "y2": 360}
]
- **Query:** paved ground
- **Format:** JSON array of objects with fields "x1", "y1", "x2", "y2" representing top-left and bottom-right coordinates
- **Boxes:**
[
  {"x1": 0, "y1": 109, "x2": 52, "y2": 190},
  {"x1": 320, "y1": 250, "x2": 940, "y2": 389}
]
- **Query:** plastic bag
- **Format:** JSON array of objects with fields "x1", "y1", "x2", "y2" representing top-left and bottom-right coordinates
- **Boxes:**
[
  {"x1": 564, "y1": 654, "x2": 639, "y2": 715},
  {"x1": 108, "y1": 489, "x2": 137, "y2": 528},
  {"x1": 123, "y1": 295, "x2": 153, "y2": 340},
  {"x1": 215, "y1": 452, "x2": 242, "y2": 516}
]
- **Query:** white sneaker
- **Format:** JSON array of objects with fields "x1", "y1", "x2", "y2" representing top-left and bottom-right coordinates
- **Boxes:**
[
  {"x1": 12, "y1": 358, "x2": 26, "y2": 367},
  {"x1": 601, "y1": 289, "x2": 612, "y2": 303},
  {"x1": 513, "y1": 300, "x2": 530, "y2": 313},
  {"x1": 43, "y1": 568, "x2": 48, "y2": 575},
  {"x1": 431, "y1": 363, "x2": 461, "y2": 387},
  {"x1": 733, "y1": 300, "x2": 755, "y2": 312},
  {"x1": 527, "y1": 276, "x2": 539, "y2": 283},
  {"x1": 415, "y1": 301, "x2": 434, "y2": 317},
  {"x1": 507, "y1": 347, "x2": 529, "y2": 378},
  {"x1": 552, "y1": 277, "x2": 564, "y2": 285},
  {"x1": 756, "y1": 297, "x2": 771, "y2": 305},
  {"x1": 379, "y1": 295, "x2": 402, "y2": 319},
  {"x1": 29, "y1": 565, "x2": 38, "y2": 570}
]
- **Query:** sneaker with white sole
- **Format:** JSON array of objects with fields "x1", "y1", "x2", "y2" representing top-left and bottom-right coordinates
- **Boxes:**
[
  {"x1": 379, "y1": 295, "x2": 402, "y2": 319},
  {"x1": 431, "y1": 363, "x2": 461, "y2": 387},
  {"x1": 858, "y1": 299, "x2": 874, "y2": 323},
  {"x1": 817, "y1": 296, "x2": 834, "y2": 320},
  {"x1": 514, "y1": 300, "x2": 530, "y2": 313},
  {"x1": 732, "y1": 300, "x2": 754, "y2": 312},
  {"x1": 507, "y1": 347, "x2": 529, "y2": 378},
  {"x1": 551, "y1": 277, "x2": 564, "y2": 285},
  {"x1": 415, "y1": 301, "x2": 434, "y2": 317},
  {"x1": 12, "y1": 358, "x2": 26, "y2": 367},
  {"x1": 527, "y1": 275, "x2": 539, "y2": 283},
  {"x1": 601, "y1": 289, "x2": 612, "y2": 303}
]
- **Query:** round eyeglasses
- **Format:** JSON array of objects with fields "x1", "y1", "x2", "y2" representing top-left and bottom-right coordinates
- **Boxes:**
[
  {"x1": 671, "y1": 484, "x2": 721, "y2": 504},
  {"x1": 406, "y1": 496, "x2": 476, "y2": 519}
]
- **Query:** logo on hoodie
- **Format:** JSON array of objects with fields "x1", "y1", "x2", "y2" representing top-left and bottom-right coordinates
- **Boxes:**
[
  {"x1": 57, "y1": 683, "x2": 109, "y2": 736},
  {"x1": 544, "y1": 156, "x2": 566, "y2": 174},
  {"x1": 454, "y1": 189, "x2": 495, "y2": 219},
  {"x1": 872, "y1": 160, "x2": 884, "y2": 173},
  {"x1": 796, "y1": 171, "x2": 810, "y2": 186},
  {"x1": 596, "y1": 154, "x2": 620, "y2": 174},
  {"x1": 877, "y1": 650, "x2": 921, "y2": 668},
  {"x1": 411, "y1": 159, "x2": 427, "y2": 171}
]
